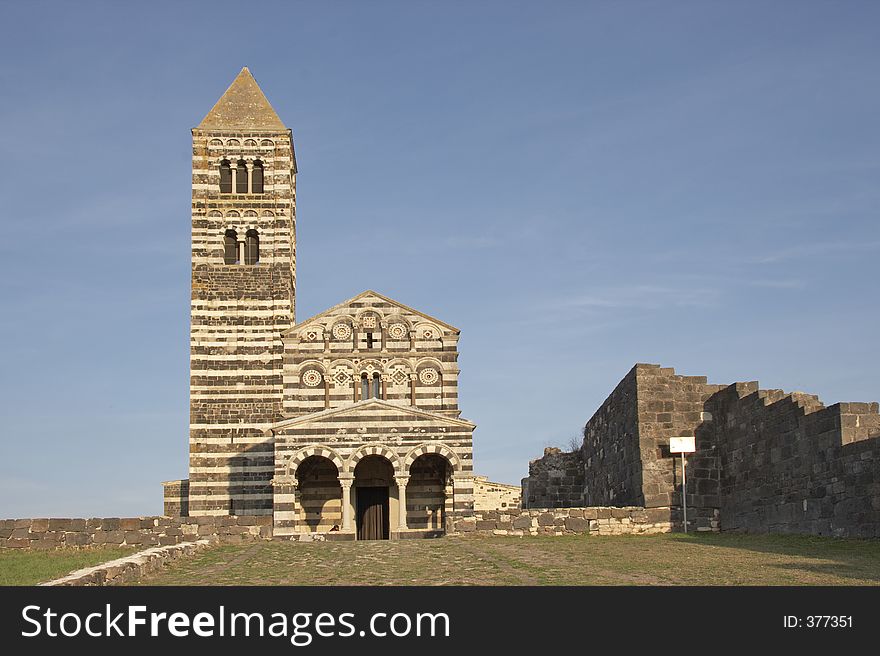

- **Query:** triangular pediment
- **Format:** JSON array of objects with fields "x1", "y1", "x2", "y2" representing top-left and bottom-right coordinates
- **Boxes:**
[
  {"x1": 285, "y1": 290, "x2": 459, "y2": 337},
  {"x1": 198, "y1": 67, "x2": 286, "y2": 131},
  {"x1": 268, "y1": 399, "x2": 475, "y2": 433}
]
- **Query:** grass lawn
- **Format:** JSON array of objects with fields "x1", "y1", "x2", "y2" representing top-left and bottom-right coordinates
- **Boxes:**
[
  {"x1": 136, "y1": 532, "x2": 880, "y2": 586},
  {"x1": 0, "y1": 546, "x2": 139, "y2": 586}
]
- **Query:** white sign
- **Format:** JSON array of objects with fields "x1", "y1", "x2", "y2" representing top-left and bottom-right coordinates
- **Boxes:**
[{"x1": 669, "y1": 436, "x2": 695, "y2": 454}]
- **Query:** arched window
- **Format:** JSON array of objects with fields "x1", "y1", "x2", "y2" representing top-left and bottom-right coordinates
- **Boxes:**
[
  {"x1": 236, "y1": 160, "x2": 248, "y2": 193},
  {"x1": 372, "y1": 373, "x2": 381, "y2": 400},
  {"x1": 219, "y1": 160, "x2": 232, "y2": 193},
  {"x1": 224, "y1": 229, "x2": 238, "y2": 264},
  {"x1": 252, "y1": 160, "x2": 264, "y2": 193},
  {"x1": 361, "y1": 373, "x2": 369, "y2": 400},
  {"x1": 245, "y1": 229, "x2": 259, "y2": 265}
]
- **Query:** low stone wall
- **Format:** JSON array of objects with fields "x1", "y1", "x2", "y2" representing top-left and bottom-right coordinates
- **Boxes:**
[
  {"x1": 41, "y1": 540, "x2": 212, "y2": 586},
  {"x1": 453, "y1": 507, "x2": 676, "y2": 536},
  {"x1": 0, "y1": 516, "x2": 272, "y2": 549}
]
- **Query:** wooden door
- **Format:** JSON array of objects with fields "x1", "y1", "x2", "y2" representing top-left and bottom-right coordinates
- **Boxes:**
[{"x1": 356, "y1": 486, "x2": 390, "y2": 540}]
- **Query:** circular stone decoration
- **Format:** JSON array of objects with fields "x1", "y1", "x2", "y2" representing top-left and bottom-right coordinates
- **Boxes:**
[
  {"x1": 332, "y1": 323, "x2": 352, "y2": 340},
  {"x1": 419, "y1": 368, "x2": 439, "y2": 385},
  {"x1": 301, "y1": 370, "x2": 323, "y2": 387},
  {"x1": 388, "y1": 323, "x2": 407, "y2": 340}
]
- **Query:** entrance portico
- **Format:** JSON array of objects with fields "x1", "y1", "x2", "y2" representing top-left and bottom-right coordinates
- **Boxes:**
[{"x1": 269, "y1": 399, "x2": 475, "y2": 540}]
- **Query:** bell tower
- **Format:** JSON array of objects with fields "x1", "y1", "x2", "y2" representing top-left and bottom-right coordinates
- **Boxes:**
[{"x1": 186, "y1": 68, "x2": 297, "y2": 515}]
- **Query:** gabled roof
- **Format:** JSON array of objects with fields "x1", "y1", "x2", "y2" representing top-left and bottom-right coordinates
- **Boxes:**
[
  {"x1": 197, "y1": 67, "x2": 287, "y2": 131},
  {"x1": 286, "y1": 290, "x2": 460, "y2": 336},
  {"x1": 268, "y1": 398, "x2": 476, "y2": 432}
]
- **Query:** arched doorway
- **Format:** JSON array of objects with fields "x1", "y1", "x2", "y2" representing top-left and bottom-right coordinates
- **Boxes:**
[
  {"x1": 354, "y1": 455, "x2": 393, "y2": 540},
  {"x1": 407, "y1": 453, "x2": 452, "y2": 530},
  {"x1": 295, "y1": 455, "x2": 342, "y2": 533}
]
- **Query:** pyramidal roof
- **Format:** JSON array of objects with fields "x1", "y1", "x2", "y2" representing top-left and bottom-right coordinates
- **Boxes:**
[{"x1": 197, "y1": 67, "x2": 286, "y2": 131}]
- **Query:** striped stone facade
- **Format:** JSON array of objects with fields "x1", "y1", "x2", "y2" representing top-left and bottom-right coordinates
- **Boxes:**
[
  {"x1": 167, "y1": 68, "x2": 476, "y2": 537},
  {"x1": 271, "y1": 291, "x2": 475, "y2": 538},
  {"x1": 187, "y1": 68, "x2": 296, "y2": 516}
]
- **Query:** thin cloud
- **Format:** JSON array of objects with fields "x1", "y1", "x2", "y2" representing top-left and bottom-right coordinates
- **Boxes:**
[
  {"x1": 750, "y1": 240, "x2": 880, "y2": 264},
  {"x1": 560, "y1": 284, "x2": 720, "y2": 311}
]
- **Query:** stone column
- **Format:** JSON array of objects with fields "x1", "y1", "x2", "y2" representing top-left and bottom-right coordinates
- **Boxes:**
[
  {"x1": 410, "y1": 373, "x2": 417, "y2": 406},
  {"x1": 272, "y1": 476, "x2": 300, "y2": 537},
  {"x1": 339, "y1": 476, "x2": 354, "y2": 532},
  {"x1": 395, "y1": 476, "x2": 410, "y2": 530}
]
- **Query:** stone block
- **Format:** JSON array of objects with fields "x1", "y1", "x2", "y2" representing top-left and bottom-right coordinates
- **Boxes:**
[
  {"x1": 537, "y1": 513, "x2": 556, "y2": 526},
  {"x1": 512, "y1": 516, "x2": 532, "y2": 530},
  {"x1": 65, "y1": 532, "x2": 91, "y2": 546},
  {"x1": 120, "y1": 518, "x2": 141, "y2": 531},
  {"x1": 31, "y1": 518, "x2": 49, "y2": 532},
  {"x1": 457, "y1": 519, "x2": 476, "y2": 532},
  {"x1": 565, "y1": 517, "x2": 589, "y2": 532},
  {"x1": 105, "y1": 530, "x2": 124, "y2": 544}
]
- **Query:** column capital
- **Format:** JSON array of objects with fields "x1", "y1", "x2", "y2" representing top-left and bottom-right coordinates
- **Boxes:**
[
  {"x1": 394, "y1": 475, "x2": 410, "y2": 488},
  {"x1": 338, "y1": 476, "x2": 354, "y2": 489}
]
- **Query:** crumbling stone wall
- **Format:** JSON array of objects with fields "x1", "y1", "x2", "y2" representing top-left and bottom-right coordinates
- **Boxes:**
[
  {"x1": 523, "y1": 363, "x2": 880, "y2": 537},
  {"x1": 521, "y1": 448, "x2": 585, "y2": 508},
  {"x1": 704, "y1": 384, "x2": 880, "y2": 537}
]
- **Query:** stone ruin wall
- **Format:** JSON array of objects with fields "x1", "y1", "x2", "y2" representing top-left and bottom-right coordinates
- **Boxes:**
[
  {"x1": 579, "y1": 367, "x2": 642, "y2": 507},
  {"x1": 523, "y1": 363, "x2": 880, "y2": 538},
  {"x1": 521, "y1": 449, "x2": 584, "y2": 509},
  {"x1": 704, "y1": 383, "x2": 880, "y2": 537}
]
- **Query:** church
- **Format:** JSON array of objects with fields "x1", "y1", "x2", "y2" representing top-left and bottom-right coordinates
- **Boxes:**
[{"x1": 162, "y1": 68, "x2": 476, "y2": 540}]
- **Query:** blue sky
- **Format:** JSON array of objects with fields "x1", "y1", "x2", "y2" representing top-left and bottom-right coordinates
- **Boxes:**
[{"x1": 1, "y1": 1, "x2": 878, "y2": 517}]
